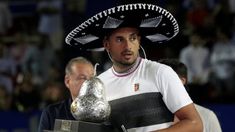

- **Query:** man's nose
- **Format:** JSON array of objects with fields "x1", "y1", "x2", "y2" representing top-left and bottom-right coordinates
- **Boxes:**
[{"x1": 124, "y1": 39, "x2": 132, "y2": 49}]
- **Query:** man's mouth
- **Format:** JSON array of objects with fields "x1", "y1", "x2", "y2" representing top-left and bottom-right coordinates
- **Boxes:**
[{"x1": 122, "y1": 52, "x2": 133, "y2": 59}]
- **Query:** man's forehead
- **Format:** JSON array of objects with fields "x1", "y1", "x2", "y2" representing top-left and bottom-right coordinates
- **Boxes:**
[{"x1": 110, "y1": 27, "x2": 139, "y2": 36}]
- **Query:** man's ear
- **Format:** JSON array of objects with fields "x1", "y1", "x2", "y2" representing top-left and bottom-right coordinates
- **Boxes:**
[
  {"x1": 103, "y1": 37, "x2": 110, "y2": 52},
  {"x1": 64, "y1": 75, "x2": 70, "y2": 89},
  {"x1": 180, "y1": 77, "x2": 187, "y2": 85},
  {"x1": 138, "y1": 36, "x2": 141, "y2": 50}
]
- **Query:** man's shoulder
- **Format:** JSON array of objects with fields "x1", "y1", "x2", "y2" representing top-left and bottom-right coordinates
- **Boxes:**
[
  {"x1": 180, "y1": 46, "x2": 193, "y2": 54},
  {"x1": 144, "y1": 59, "x2": 172, "y2": 72},
  {"x1": 194, "y1": 104, "x2": 215, "y2": 115},
  {"x1": 98, "y1": 68, "x2": 112, "y2": 79},
  {"x1": 43, "y1": 99, "x2": 68, "y2": 112}
]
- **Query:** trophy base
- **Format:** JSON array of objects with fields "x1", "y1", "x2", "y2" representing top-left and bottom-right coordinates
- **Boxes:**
[{"x1": 43, "y1": 119, "x2": 119, "y2": 132}]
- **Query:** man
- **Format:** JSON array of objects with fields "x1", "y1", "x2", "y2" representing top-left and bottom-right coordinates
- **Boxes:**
[
  {"x1": 179, "y1": 32, "x2": 210, "y2": 85},
  {"x1": 38, "y1": 57, "x2": 94, "y2": 131},
  {"x1": 159, "y1": 58, "x2": 222, "y2": 132},
  {"x1": 99, "y1": 27, "x2": 202, "y2": 132},
  {"x1": 37, "y1": 0, "x2": 63, "y2": 51},
  {"x1": 0, "y1": 43, "x2": 17, "y2": 93},
  {"x1": 65, "y1": 3, "x2": 202, "y2": 132}
]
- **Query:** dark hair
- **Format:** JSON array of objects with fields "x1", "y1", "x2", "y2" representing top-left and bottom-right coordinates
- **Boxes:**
[
  {"x1": 103, "y1": 27, "x2": 141, "y2": 41},
  {"x1": 158, "y1": 58, "x2": 187, "y2": 80}
]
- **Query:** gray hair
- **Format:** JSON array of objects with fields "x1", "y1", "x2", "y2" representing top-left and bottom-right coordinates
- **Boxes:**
[{"x1": 65, "y1": 57, "x2": 94, "y2": 75}]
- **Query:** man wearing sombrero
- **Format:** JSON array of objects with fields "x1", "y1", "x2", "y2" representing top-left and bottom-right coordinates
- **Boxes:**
[{"x1": 66, "y1": 3, "x2": 203, "y2": 132}]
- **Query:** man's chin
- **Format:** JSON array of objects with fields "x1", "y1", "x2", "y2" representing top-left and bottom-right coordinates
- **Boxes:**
[{"x1": 121, "y1": 59, "x2": 136, "y2": 66}]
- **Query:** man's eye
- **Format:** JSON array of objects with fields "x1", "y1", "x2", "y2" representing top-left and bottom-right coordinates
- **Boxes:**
[
  {"x1": 130, "y1": 36, "x2": 137, "y2": 41},
  {"x1": 116, "y1": 38, "x2": 123, "y2": 42},
  {"x1": 130, "y1": 34, "x2": 138, "y2": 41},
  {"x1": 77, "y1": 76, "x2": 87, "y2": 80}
]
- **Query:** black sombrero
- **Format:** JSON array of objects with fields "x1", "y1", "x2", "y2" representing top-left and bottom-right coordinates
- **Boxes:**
[{"x1": 65, "y1": 3, "x2": 179, "y2": 50}]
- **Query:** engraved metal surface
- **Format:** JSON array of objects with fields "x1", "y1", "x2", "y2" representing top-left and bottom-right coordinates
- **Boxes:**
[{"x1": 71, "y1": 77, "x2": 111, "y2": 123}]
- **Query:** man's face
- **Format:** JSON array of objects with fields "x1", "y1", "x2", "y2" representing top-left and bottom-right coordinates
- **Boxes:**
[
  {"x1": 65, "y1": 63, "x2": 94, "y2": 100},
  {"x1": 104, "y1": 27, "x2": 140, "y2": 66}
]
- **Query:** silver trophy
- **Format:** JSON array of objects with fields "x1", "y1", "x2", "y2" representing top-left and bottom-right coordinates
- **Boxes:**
[{"x1": 71, "y1": 77, "x2": 111, "y2": 123}]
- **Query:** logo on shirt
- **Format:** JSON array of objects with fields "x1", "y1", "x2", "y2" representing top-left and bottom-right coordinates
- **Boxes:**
[{"x1": 134, "y1": 83, "x2": 139, "y2": 91}]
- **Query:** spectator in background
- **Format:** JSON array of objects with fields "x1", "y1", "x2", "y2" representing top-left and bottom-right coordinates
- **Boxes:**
[
  {"x1": 179, "y1": 32, "x2": 210, "y2": 103},
  {"x1": 213, "y1": 0, "x2": 233, "y2": 34},
  {"x1": 9, "y1": 32, "x2": 28, "y2": 65},
  {"x1": 0, "y1": 0, "x2": 12, "y2": 35},
  {"x1": 38, "y1": 57, "x2": 94, "y2": 131},
  {"x1": 209, "y1": 28, "x2": 235, "y2": 100},
  {"x1": 21, "y1": 35, "x2": 59, "y2": 87},
  {"x1": 13, "y1": 73, "x2": 41, "y2": 112},
  {"x1": 37, "y1": 0, "x2": 63, "y2": 51},
  {"x1": 185, "y1": 0, "x2": 210, "y2": 33},
  {"x1": 179, "y1": 32, "x2": 210, "y2": 85},
  {"x1": 0, "y1": 41, "x2": 17, "y2": 93},
  {"x1": 159, "y1": 58, "x2": 222, "y2": 132}
]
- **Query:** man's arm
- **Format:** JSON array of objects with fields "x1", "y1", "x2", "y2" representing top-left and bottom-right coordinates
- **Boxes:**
[
  {"x1": 38, "y1": 109, "x2": 53, "y2": 132},
  {"x1": 155, "y1": 103, "x2": 203, "y2": 132}
]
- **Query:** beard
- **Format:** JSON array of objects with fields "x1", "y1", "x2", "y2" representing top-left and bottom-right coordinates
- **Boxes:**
[
  {"x1": 113, "y1": 54, "x2": 138, "y2": 68},
  {"x1": 109, "y1": 49, "x2": 140, "y2": 71}
]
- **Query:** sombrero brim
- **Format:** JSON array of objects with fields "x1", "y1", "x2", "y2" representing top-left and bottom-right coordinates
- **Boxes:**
[{"x1": 65, "y1": 3, "x2": 179, "y2": 50}]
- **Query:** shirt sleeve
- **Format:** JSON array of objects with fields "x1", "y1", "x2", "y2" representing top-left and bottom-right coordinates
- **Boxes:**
[
  {"x1": 207, "y1": 111, "x2": 222, "y2": 132},
  {"x1": 156, "y1": 65, "x2": 193, "y2": 113}
]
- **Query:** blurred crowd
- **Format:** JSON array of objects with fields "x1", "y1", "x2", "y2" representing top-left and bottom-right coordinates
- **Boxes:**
[{"x1": 0, "y1": 0, "x2": 235, "y2": 113}]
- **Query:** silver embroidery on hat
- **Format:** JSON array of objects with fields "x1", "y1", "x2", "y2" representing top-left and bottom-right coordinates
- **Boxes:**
[
  {"x1": 133, "y1": 4, "x2": 137, "y2": 9},
  {"x1": 87, "y1": 47, "x2": 105, "y2": 51},
  {"x1": 140, "y1": 16, "x2": 162, "y2": 27},
  {"x1": 103, "y1": 16, "x2": 123, "y2": 28},
  {"x1": 65, "y1": 3, "x2": 180, "y2": 46},
  {"x1": 129, "y1": 4, "x2": 133, "y2": 10},
  {"x1": 146, "y1": 33, "x2": 169, "y2": 42},
  {"x1": 107, "y1": 7, "x2": 115, "y2": 14},
  {"x1": 117, "y1": 5, "x2": 125, "y2": 12},
  {"x1": 74, "y1": 34, "x2": 99, "y2": 45},
  {"x1": 145, "y1": 13, "x2": 149, "y2": 17}
]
